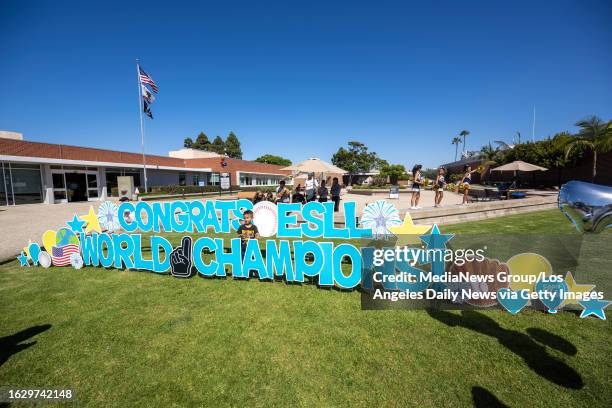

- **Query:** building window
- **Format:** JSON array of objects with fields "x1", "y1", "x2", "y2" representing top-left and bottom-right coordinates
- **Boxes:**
[
  {"x1": 6, "y1": 163, "x2": 43, "y2": 205},
  {"x1": 210, "y1": 173, "x2": 219, "y2": 186},
  {"x1": 179, "y1": 172, "x2": 186, "y2": 186}
]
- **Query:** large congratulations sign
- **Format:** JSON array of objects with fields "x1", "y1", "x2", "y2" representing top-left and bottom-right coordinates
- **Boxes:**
[
  {"x1": 20, "y1": 199, "x2": 373, "y2": 290},
  {"x1": 16, "y1": 195, "x2": 610, "y2": 319}
]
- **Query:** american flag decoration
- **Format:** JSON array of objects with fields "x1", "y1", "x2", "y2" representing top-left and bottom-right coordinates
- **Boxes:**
[
  {"x1": 139, "y1": 67, "x2": 158, "y2": 93},
  {"x1": 51, "y1": 244, "x2": 80, "y2": 266}
]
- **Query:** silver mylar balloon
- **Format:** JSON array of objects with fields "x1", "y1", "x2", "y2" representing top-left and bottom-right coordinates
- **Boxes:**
[
  {"x1": 38, "y1": 251, "x2": 52, "y2": 268},
  {"x1": 559, "y1": 181, "x2": 612, "y2": 233}
]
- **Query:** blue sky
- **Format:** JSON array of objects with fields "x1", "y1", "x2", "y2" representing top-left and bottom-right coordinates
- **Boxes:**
[{"x1": 1, "y1": 1, "x2": 610, "y2": 168}]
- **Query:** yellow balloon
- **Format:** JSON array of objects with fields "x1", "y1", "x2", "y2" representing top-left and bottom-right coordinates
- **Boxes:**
[
  {"x1": 507, "y1": 252, "x2": 553, "y2": 292},
  {"x1": 42, "y1": 230, "x2": 57, "y2": 252}
]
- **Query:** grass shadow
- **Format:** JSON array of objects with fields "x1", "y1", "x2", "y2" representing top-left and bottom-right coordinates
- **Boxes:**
[
  {"x1": 427, "y1": 310, "x2": 583, "y2": 389},
  {"x1": 471, "y1": 386, "x2": 509, "y2": 408},
  {"x1": 526, "y1": 327, "x2": 578, "y2": 356},
  {"x1": 0, "y1": 324, "x2": 52, "y2": 367}
]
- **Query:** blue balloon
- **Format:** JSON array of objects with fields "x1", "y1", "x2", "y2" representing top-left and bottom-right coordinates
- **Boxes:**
[
  {"x1": 28, "y1": 242, "x2": 41, "y2": 265},
  {"x1": 535, "y1": 276, "x2": 568, "y2": 313}
]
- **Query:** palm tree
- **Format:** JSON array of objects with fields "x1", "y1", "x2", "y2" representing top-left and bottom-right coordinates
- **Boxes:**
[
  {"x1": 480, "y1": 142, "x2": 499, "y2": 161},
  {"x1": 565, "y1": 116, "x2": 612, "y2": 181},
  {"x1": 493, "y1": 140, "x2": 512, "y2": 150},
  {"x1": 451, "y1": 137, "x2": 462, "y2": 161},
  {"x1": 459, "y1": 130, "x2": 470, "y2": 157}
]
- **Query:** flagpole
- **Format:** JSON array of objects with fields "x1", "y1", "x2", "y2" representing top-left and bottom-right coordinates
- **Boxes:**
[
  {"x1": 532, "y1": 105, "x2": 536, "y2": 143},
  {"x1": 136, "y1": 59, "x2": 148, "y2": 193}
]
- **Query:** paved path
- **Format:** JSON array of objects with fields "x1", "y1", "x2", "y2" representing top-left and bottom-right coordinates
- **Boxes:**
[
  {"x1": 339, "y1": 190, "x2": 464, "y2": 215},
  {"x1": 0, "y1": 201, "x2": 104, "y2": 263}
]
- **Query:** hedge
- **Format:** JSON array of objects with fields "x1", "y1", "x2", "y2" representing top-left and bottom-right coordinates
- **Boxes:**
[{"x1": 110, "y1": 185, "x2": 240, "y2": 197}]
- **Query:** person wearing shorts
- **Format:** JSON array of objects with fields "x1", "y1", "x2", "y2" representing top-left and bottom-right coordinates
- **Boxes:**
[
  {"x1": 434, "y1": 167, "x2": 446, "y2": 207},
  {"x1": 460, "y1": 165, "x2": 478, "y2": 205},
  {"x1": 410, "y1": 164, "x2": 423, "y2": 210}
]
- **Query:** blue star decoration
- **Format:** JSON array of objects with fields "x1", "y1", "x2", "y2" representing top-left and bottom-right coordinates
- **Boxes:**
[
  {"x1": 17, "y1": 252, "x2": 29, "y2": 267},
  {"x1": 578, "y1": 298, "x2": 611, "y2": 320},
  {"x1": 419, "y1": 224, "x2": 454, "y2": 291},
  {"x1": 419, "y1": 224, "x2": 454, "y2": 250},
  {"x1": 67, "y1": 214, "x2": 87, "y2": 232}
]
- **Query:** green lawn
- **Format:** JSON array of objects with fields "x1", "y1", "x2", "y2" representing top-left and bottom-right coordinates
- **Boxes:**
[{"x1": 1, "y1": 209, "x2": 610, "y2": 407}]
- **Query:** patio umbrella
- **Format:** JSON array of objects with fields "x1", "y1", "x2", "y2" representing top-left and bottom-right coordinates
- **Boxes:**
[
  {"x1": 491, "y1": 160, "x2": 547, "y2": 189},
  {"x1": 281, "y1": 158, "x2": 347, "y2": 184},
  {"x1": 491, "y1": 160, "x2": 547, "y2": 172},
  {"x1": 282, "y1": 157, "x2": 347, "y2": 175}
]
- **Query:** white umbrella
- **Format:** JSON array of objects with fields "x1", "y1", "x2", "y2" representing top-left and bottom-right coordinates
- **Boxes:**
[
  {"x1": 491, "y1": 160, "x2": 547, "y2": 190},
  {"x1": 491, "y1": 160, "x2": 547, "y2": 172},
  {"x1": 282, "y1": 157, "x2": 347, "y2": 188},
  {"x1": 282, "y1": 157, "x2": 347, "y2": 174}
]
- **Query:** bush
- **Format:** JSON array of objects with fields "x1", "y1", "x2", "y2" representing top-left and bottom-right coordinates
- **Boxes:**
[
  {"x1": 449, "y1": 174, "x2": 462, "y2": 183},
  {"x1": 370, "y1": 177, "x2": 388, "y2": 187},
  {"x1": 113, "y1": 185, "x2": 240, "y2": 197}
]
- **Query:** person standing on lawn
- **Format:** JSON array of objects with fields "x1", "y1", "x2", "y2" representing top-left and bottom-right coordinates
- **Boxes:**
[
  {"x1": 318, "y1": 180, "x2": 329, "y2": 203},
  {"x1": 305, "y1": 173, "x2": 318, "y2": 202},
  {"x1": 331, "y1": 177, "x2": 341, "y2": 212},
  {"x1": 236, "y1": 209, "x2": 260, "y2": 277}
]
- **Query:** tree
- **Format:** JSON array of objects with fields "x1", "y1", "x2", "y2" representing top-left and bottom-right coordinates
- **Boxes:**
[
  {"x1": 193, "y1": 132, "x2": 211, "y2": 151},
  {"x1": 225, "y1": 131, "x2": 243, "y2": 159},
  {"x1": 331, "y1": 141, "x2": 384, "y2": 185},
  {"x1": 459, "y1": 130, "x2": 470, "y2": 157},
  {"x1": 210, "y1": 136, "x2": 225, "y2": 154},
  {"x1": 451, "y1": 137, "x2": 462, "y2": 161},
  {"x1": 492, "y1": 130, "x2": 585, "y2": 187},
  {"x1": 565, "y1": 116, "x2": 612, "y2": 181},
  {"x1": 480, "y1": 142, "x2": 499, "y2": 162},
  {"x1": 183, "y1": 137, "x2": 194, "y2": 148},
  {"x1": 255, "y1": 154, "x2": 292, "y2": 166},
  {"x1": 493, "y1": 140, "x2": 512, "y2": 150},
  {"x1": 379, "y1": 164, "x2": 408, "y2": 185}
]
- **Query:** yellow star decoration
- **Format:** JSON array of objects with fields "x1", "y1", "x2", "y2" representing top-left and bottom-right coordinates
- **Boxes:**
[
  {"x1": 80, "y1": 206, "x2": 102, "y2": 233},
  {"x1": 388, "y1": 213, "x2": 432, "y2": 246},
  {"x1": 23, "y1": 239, "x2": 32, "y2": 258},
  {"x1": 562, "y1": 272, "x2": 595, "y2": 306}
]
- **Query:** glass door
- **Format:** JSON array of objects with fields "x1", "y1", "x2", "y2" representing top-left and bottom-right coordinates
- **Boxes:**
[
  {"x1": 51, "y1": 166, "x2": 99, "y2": 203},
  {"x1": 52, "y1": 170, "x2": 68, "y2": 203},
  {"x1": 86, "y1": 171, "x2": 98, "y2": 200},
  {"x1": 0, "y1": 163, "x2": 8, "y2": 206}
]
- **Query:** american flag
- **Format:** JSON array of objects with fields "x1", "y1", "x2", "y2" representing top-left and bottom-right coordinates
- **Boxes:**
[
  {"x1": 51, "y1": 244, "x2": 79, "y2": 266},
  {"x1": 139, "y1": 67, "x2": 158, "y2": 93}
]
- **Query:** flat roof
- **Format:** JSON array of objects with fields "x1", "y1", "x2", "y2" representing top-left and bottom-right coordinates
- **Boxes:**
[{"x1": 0, "y1": 138, "x2": 290, "y2": 175}]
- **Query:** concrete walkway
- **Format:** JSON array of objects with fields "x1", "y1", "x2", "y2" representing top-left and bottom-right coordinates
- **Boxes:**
[{"x1": 0, "y1": 201, "x2": 104, "y2": 263}]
